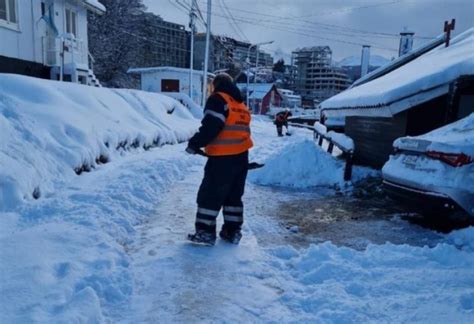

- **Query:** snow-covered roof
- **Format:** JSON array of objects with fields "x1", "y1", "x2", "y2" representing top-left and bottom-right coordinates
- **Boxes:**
[
  {"x1": 82, "y1": 0, "x2": 106, "y2": 14},
  {"x1": 236, "y1": 83, "x2": 279, "y2": 100},
  {"x1": 321, "y1": 28, "x2": 474, "y2": 118},
  {"x1": 337, "y1": 55, "x2": 390, "y2": 68}
]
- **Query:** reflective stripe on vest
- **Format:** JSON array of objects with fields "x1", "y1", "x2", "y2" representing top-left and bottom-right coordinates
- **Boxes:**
[{"x1": 205, "y1": 92, "x2": 253, "y2": 156}]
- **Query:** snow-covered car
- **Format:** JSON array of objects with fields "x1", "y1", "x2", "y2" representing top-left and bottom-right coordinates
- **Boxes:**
[{"x1": 382, "y1": 114, "x2": 474, "y2": 217}]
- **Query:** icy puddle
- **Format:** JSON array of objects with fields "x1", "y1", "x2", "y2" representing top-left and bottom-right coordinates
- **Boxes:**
[{"x1": 247, "y1": 178, "x2": 473, "y2": 250}]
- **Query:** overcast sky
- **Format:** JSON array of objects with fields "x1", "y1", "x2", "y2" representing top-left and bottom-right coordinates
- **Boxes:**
[{"x1": 143, "y1": 0, "x2": 474, "y2": 62}]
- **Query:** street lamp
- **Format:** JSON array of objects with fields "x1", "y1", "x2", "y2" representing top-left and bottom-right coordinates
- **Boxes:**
[{"x1": 246, "y1": 40, "x2": 274, "y2": 112}]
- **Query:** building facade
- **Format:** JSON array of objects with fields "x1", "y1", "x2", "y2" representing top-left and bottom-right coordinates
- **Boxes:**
[
  {"x1": 194, "y1": 34, "x2": 273, "y2": 73},
  {"x1": 0, "y1": 0, "x2": 104, "y2": 85},
  {"x1": 141, "y1": 12, "x2": 188, "y2": 69},
  {"x1": 128, "y1": 66, "x2": 208, "y2": 105},
  {"x1": 292, "y1": 46, "x2": 351, "y2": 106}
]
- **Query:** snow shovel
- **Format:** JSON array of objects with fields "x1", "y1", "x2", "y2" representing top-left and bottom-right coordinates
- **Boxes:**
[{"x1": 194, "y1": 148, "x2": 264, "y2": 170}]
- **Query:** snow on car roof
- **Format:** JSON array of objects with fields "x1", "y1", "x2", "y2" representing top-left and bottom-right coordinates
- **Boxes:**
[
  {"x1": 321, "y1": 28, "x2": 474, "y2": 118},
  {"x1": 395, "y1": 113, "x2": 474, "y2": 155}
]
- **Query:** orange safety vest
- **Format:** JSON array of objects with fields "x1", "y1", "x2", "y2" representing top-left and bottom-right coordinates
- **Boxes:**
[{"x1": 205, "y1": 92, "x2": 253, "y2": 156}]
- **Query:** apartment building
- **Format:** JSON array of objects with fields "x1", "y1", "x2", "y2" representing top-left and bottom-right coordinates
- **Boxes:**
[{"x1": 292, "y1": 46, "x2": 351, "y2": 105}]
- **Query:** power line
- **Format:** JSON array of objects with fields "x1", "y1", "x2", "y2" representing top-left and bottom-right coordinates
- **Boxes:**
[
  {"x1": 219, "y1": 0, "x2": 249, "y2": 42},
  {"x1": 193, "y1": 0, "x2": 435, "y2": 40},
  {"x1": 196, "y1": 9, "x2": 399, "y2": 52}
]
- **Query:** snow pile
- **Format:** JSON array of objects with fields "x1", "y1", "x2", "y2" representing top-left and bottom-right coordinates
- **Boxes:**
[
  {"x1": 268, "y1": 227, "x2": 474, "y2": 322},
  {"x1": 0, "y1": 146, "x2": 200, "y2": 323},
  {"x1": 162, "y1": 92, "x2": 204, "y2": 119},
  {"x1": 249, "y1": 139, "x2": 371, "y2": 188},
  {"x1": 0, "y1": 74, "x2": 199, "y2": 210}
]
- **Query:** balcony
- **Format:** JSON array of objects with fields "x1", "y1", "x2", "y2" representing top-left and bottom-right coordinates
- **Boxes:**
[{"x1": 42, "y1": 35, "x2": 88, "y2": 68}]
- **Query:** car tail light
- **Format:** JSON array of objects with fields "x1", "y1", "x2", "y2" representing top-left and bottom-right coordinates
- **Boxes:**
[{"x1": 426, "y1": 151, "x2": 473, "y2": 167}]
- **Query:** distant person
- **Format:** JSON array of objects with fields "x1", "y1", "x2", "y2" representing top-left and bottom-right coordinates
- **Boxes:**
[
  {"x1": 274, "y1": 108, "x2": 292, "y2": 136},
  {"x1": 185, "y1": 73, "x2": 253, "y2": 246}
]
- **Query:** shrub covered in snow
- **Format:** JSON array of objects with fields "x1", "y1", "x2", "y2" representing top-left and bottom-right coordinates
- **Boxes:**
[{"x1": 0, "y1": 74, "x2": 199, "y2": 210}]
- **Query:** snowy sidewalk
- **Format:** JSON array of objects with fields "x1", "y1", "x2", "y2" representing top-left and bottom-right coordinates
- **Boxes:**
[{"x1": 124, "y1": 164, "x2": 292, "y2": 322}]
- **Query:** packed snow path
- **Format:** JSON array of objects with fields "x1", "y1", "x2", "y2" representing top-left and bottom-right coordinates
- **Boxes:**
[{"x1": 124, "y1": 164, "x2": 292, "y2": 322}]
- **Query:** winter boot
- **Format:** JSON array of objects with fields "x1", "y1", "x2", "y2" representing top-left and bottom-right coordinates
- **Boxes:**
[
  {"x1": 219, "y1": 228, "x2": 242, "y2": 245},
  {"x1": 187, "y1": 230, "x2": 216, "y2": 246}
]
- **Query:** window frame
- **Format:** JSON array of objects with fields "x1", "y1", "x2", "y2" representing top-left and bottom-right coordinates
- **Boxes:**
[
  {"x1": 64, "y1": 6, "x2": 78, "y2": 38},
  {"x1": 0, "y1": 0, "x2": 19, "y2": 31}
]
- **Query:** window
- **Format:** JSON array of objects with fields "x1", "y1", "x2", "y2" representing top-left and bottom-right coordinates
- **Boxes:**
[
  {"x1": 161, "y1": 79, "x2": 180, "y2": 92},
  {"x1": 65, "y1": 8, "x2": 77, "y2": 37},
  {"x1": 0, "y1": 0, "x2": 17, "y2": 24}
]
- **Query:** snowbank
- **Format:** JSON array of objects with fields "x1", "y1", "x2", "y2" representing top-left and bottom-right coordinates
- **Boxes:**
[
  {"x1": 249, "y1": 140, "x2": 372, "y2": 188},
  {"x1": 0, "y1": 74, "x2": 199, "y2": 210},
  {"x1": 268, "y1": 226, "x2": 474, "y2": 322}
]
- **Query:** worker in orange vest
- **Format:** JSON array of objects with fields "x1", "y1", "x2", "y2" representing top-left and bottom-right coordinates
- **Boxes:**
[{"x1": 185, "y1": 73, "x2": 253, "y2": 245}]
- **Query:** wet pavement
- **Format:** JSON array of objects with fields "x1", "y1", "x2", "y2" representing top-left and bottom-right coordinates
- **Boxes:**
[{"x1": 246, "y1": 176, "x2": 474, "y2": 250}]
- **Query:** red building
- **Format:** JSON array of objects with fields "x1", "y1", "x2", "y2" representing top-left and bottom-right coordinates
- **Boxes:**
[{"x1": 237, "y1": 83, "x2": 283, "y2": 114}]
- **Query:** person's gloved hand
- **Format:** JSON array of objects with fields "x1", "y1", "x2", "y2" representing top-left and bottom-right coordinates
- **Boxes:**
[{"x1": 185, "y1": 145, "x2": 197, "y2": 154}]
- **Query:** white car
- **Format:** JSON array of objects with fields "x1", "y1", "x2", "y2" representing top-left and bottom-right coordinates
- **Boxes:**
[{"x1": 382, "y1": 114, "x2": 474, "y2": 217}]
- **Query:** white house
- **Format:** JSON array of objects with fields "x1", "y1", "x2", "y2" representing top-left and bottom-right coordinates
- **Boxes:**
[
  {"x1": 279, "y1": 89, "x2": 302, "y2": 108},
  {"x1": 0, "y1": 0, "x2": 105, "y2": 86},
  {"x1": 128, "y1": 66, "x2": 211, "y2": 106}
]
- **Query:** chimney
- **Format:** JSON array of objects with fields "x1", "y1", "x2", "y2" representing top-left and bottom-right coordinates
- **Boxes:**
[
  {"x1": 360, "y1": 45, "x2": 370, "y2": 77},
  {"x1": 399, "y1": 27, "x2": 415, "y2": 57}
]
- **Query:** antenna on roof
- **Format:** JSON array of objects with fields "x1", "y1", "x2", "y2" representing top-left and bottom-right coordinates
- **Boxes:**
[{"x1": 444, "y1": 19, "x2": 455, "y2": 47}]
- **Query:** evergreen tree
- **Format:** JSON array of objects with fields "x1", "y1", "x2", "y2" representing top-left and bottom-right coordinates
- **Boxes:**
[{"x1": 88, "y1": 0, "x2": 146, "y2": 88}]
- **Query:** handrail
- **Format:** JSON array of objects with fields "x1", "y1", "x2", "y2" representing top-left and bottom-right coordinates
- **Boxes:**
[
  {"x1": 284, "y1": 122, "x2": 355, "y2": 181},
  {"x1": 313, "y1": 128, "x2": 354, "y2": 181}
]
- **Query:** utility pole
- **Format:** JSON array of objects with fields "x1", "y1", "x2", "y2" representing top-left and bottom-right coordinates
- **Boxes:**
[
  {"x1": 201, "y1": 0, "x2": 212, "y2": 107},
  {"x1": 189, "y1": 0, "x2": 197, "y2": 101},
  {"x1": 246, "y1": 40, "x2": 273, "y2": 113}
]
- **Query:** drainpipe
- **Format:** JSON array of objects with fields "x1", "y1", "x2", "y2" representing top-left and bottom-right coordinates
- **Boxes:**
[{"x1": 31, "y1": 0, "x2": 37, "y2": 63}]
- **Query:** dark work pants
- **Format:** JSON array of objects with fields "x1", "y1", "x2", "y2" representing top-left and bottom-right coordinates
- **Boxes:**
[
  {"x1": 275, "y1": 122, "x2": 283, "y2": 136},
  {"x1": 195, "y1": 151, "x2": 249, "y2": 234}
]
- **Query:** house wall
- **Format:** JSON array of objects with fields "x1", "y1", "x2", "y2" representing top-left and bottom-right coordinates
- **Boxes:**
[
  {"x1": 405, "y1": 95, "x2": 448, "y2": 135},
  {"x1": 261, "y1": 89, "x2": 282, "y2": 114},
  {"x1": 0, "y1": 0, "x2": 42, "y2": 63},
  {"x1": 345, "y1": 114, "x2": 407, "y2": 169},
  {"x1": 140, "y1": 70, "x2": 203, "y2": 104},
  {"x1": 345, "y1": 94, "x2": 452, "y2": 169},
  {"x1": 0, "y1": 0, "x2": 89, "y2": 70}
]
